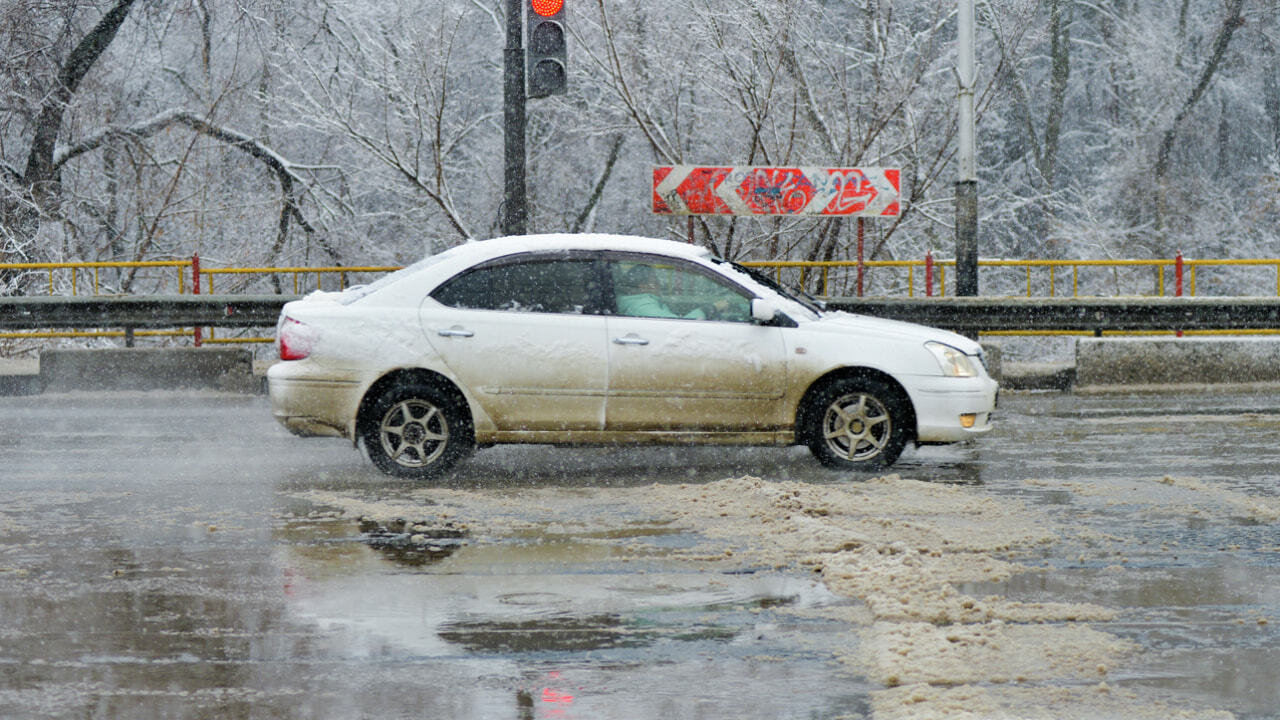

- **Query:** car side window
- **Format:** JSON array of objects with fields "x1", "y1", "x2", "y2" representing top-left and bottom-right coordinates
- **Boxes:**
[
  {"x1": 609, "y1": 259, "x2": 751, "y2": 322},
  {"x1": 432, "y1": 258, "x2": 600, "y2": 314}
]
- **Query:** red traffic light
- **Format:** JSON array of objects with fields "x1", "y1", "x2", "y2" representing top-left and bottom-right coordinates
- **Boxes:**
[
  {"x1": 531, "y1": 0, "x2": 563, "y2": 16},
  {"x1": 526, "y1": 0, "x2": 567, "y2": 97}
]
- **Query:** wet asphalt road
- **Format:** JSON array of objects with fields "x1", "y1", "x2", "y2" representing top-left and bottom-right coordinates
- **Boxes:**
[{"x1": 2, "y1": 389, "x2": 1279, "y2": 719}]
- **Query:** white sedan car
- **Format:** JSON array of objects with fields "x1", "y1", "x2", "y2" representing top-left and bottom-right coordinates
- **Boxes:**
[{"x1": 269, "y1": 234, "x2": 997, "y2": 478}]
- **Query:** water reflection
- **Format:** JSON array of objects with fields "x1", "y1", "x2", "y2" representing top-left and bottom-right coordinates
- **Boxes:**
[
  {"x1": 439, "y1": 615, "x2": 663, "y2": 653},
  {"x1": 363, "y1": 536, "x2": 462, "y2": 566},
  {"x1": 281, "y1": 522, "x2": 834, "y2": 658}
]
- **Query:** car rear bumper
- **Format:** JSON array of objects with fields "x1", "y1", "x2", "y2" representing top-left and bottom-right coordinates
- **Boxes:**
[{"x1": 268, "y1": 363, "x2": 363, "y2": 439}]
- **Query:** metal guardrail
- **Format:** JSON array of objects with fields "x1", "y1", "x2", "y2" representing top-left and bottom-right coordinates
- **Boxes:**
[
  {"x1": 827, "y1": 296, "x2": 1280, "y2": 335},
  {"x1": 740, "y1": 255, "x2": 1280, "y2": 298},
  {"x1": 0, "y1": 258, "x2": 395, "y2": 298},
  {"x1": 0, "y1": 295, "x2": 297, "y2": 346},
  {"x1": 0, "y1": 256, "x2": 394, "y2": 344},
  {"x1": 0, "y1": 260, "x2": 191, "y2": 295},
  {"x1": 5, "y1": 295, "x2": 1280, "y2": 341},
  {"x1": 5, "y1": 255, "x2": 1280, "y2": 345},
  {"x1": 198, "y1": 265, "x2": 400, "y2": 294},
  {"x1": 0, "y1": 295, "x2": 295, "y2": 328},
  {"x1": 7, "y1": 255, "x2": 1280, "y2": 300}
]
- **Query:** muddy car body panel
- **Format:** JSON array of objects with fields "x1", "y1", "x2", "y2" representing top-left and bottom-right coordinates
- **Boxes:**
[{"x1": 269, "y1": 234, "x2": 998, "y2": 477}]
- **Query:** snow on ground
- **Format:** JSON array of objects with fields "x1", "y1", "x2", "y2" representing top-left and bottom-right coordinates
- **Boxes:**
[{"x1": 292, "y1": 472, "x2": 1239, "y2": 719}]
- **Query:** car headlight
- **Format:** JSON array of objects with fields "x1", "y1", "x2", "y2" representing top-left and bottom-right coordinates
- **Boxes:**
[{"x1": 925, "y1": 341, "x2": 978, "y2": 377}]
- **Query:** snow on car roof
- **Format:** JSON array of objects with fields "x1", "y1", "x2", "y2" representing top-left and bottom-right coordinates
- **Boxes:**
[{"x1": 439, "y1": 233, "x2": 712, "y2": 264}]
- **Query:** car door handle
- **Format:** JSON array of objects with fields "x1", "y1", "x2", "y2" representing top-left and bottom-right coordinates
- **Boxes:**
[
  {"x1": 437, "y1": 327, "x2": 475, "y2": 338},
  {"x1": 612, "y1": 335, "x2": 649, "y2": 346}
]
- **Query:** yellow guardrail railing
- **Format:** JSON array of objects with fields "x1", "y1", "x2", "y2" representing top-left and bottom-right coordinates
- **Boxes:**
[
  {"x1": 194, "y1": 265, "x2": 399, "y2": 345},
  {"x1": 0, "y1": 258, "x2": 400, "y2": 345},
  {"x1": 0, "y1": 260, "x2": 191, "y2": 296},
  {"x1": 198, "y1": 265, "x2": 401, "y2": 295},
  {"x1": 740, "y1": 256, "x2": 1280, "y2": 299},
  {"x1": 4, "y1": 255, "x2": 1280, "y2": 344}
]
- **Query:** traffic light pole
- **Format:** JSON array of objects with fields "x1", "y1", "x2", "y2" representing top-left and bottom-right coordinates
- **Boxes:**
[{"x1": 502, "y1": 0, "x2": 527, "y2": 236}]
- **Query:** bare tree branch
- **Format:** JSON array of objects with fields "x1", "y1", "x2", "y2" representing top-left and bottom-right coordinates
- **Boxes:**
[
  {"x1": 1154, "y1": 0, "x2": 1247, "y2": 182},
  {"x1": 571, "y1": 134, "x2": 624, "y2": 233},
  {"x1": 54, "y1": 109, "x2": 338, "y2": 272},
  {"x1": 22, "y1": 0, "x2": 138, "y2": 194}
]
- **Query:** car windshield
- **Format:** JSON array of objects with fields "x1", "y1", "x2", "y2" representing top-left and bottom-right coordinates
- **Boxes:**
[{"x1": 712, "y1": 258, "x2": 826, "y2": 316}]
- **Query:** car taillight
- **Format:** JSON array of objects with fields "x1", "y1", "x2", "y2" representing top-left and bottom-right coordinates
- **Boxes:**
[{"x1": 278, "y1": 317, "x2": 313, "y2": 360}]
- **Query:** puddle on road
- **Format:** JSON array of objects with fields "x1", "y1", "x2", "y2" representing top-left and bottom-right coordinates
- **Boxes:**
[
  {"x1": 278, "y1": 472, "x2": 1257, "y2": 720},
  {"x1": 273, "y1": 509, "x2": 871, "y2": 720},
  {"x1": 275, "y1": 508, "x2": 850, "y2": 649}
]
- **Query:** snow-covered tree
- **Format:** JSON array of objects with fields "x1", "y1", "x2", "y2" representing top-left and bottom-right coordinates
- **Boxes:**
[{"x1": 1, "y1": 0, "x2": 1275, "y2": 297}]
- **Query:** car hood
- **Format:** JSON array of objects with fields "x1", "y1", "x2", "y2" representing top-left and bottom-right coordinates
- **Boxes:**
[{"x1": 804, "y1": 310, "x2": 983, "y2": 354}]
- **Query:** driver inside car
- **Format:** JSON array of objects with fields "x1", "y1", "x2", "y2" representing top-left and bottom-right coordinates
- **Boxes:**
[{"x1": 615, "y1": 264, "x2": 730, "y2": 319}]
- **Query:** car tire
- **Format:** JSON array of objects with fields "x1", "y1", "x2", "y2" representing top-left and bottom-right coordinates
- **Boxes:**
[
  {"x1": 360, "y1": 381, "x2": 473, "y2": 479},
  {"x1": 803, "y1": 376, "x2": 910, "y2": 470}
]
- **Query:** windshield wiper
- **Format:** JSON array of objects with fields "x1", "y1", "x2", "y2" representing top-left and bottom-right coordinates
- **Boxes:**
[{"x1": 720, "y1": 259, "x2": 826, "y2": 314}]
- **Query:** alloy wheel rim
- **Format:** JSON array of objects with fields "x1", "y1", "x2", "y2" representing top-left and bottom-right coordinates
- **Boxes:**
[
  {"x1": 821, "y1": 392, "x2": 891, "y2": 461},
  {"x1": 379, "y1": 399, "x2": 449, "y2": 467}
]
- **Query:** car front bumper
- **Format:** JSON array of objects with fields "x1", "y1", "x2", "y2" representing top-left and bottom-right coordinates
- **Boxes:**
[{"x1": 908, "y1": 375, "x2": 1000, "y2": 444}]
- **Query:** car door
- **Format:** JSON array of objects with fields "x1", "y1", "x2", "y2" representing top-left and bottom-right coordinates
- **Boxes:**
[
  {"x1": 603, "y1": 254, "x2": 788, "y2": 432},
  {"x1": 420, "y1": 253, "x2": 608, "y2": 432}
]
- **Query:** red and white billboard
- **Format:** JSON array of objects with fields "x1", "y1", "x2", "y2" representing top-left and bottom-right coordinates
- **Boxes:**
[{"x1": 653, "y1": 166, "x2": 900, "y2": 217}]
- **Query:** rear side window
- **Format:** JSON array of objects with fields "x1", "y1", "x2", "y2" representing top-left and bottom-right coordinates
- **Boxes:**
[{"x1": 431, "y1": 258, "x2": 600, "y2": 314}]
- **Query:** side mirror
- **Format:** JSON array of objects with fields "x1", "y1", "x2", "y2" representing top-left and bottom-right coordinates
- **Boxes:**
[{"x1": 750, "y1": 298, "x2": 780, "y2": 323}]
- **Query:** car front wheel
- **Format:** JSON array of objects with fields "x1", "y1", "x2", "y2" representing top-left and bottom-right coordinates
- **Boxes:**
[
  {"x1": 804, "y1": 377, "x2": 909, "y2": 470},
  {"x1": 361, "y1": 382, "x2": 472, "y2": 479}
]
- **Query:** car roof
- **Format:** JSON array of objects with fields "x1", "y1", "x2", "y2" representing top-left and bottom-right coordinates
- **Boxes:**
[{"x1": 437, "y1": 233, "x2": 714, "y2": 265}]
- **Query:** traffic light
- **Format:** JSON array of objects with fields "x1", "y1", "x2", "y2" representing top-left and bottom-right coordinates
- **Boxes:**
[{"x1": 526, "y1": 0, "x2": 566, "y2": 98}]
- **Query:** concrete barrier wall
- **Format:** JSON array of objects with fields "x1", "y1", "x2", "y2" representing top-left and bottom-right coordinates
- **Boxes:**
[
  {"x1": 1076, "y1": 337, "x2": 1280, "y2": 387},
  {"x1": 39, "y1": 348, "x2": 258, "y2": 394}
]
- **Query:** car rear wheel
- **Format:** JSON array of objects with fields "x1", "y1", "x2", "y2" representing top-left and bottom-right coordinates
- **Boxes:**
[
  {"x1": 361, "y1": 382, "x2": 472, "y2": 479},
  {"x1": 804, "y1": 377, "x2": 909, "y2": 470}
]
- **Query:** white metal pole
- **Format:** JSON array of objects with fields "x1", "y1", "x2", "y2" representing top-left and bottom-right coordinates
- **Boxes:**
[
  {"x1": 955, "y1": 0, "x2": 979, "y2": 298},
  {"x1": 956, "y1": 0, "x2": 977, "y2": 184}
]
